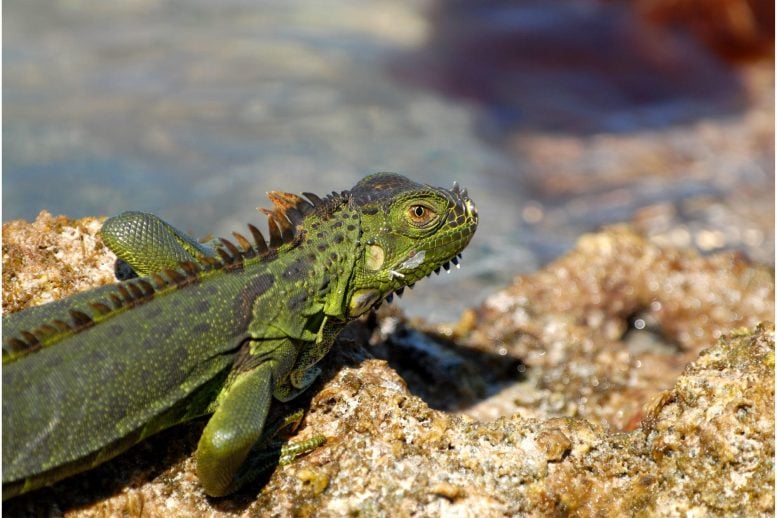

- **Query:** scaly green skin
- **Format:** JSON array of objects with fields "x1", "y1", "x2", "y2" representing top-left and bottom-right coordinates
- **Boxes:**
[{"x1": 2, "y1": 173, "x2": 478, "y2": 499}]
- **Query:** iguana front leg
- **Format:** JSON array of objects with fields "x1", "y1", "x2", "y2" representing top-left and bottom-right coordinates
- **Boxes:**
[
  {"x1": 196, "y1": 358, "x2": 275, "y2": 497},
  {"x1": 196, "y1": 337, "x2": 319, "y2": 497},
  {"x1": 274, "y1": 318, "x2": 345, "y2": 402}
]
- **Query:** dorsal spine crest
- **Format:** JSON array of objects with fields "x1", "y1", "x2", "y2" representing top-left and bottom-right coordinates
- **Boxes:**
[{"x1": 3, "y1": 186, "x2": 353, "y2": 364}]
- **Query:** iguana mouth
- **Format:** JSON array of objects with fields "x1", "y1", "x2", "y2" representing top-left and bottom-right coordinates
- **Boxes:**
[{"x1": 381, "y1": 250, "x2": 466, "y2": 306}]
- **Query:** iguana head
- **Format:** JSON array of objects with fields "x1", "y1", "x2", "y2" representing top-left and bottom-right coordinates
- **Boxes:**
[{"x1": 345, "y1": 173, "x2": 478, "y2": 318}]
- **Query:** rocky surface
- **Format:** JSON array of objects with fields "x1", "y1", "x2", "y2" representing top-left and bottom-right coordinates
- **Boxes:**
[
  {"x1": 2, "y1": 212, "x2": 115, "y2": 314},
  {"x1": 454, "y1": 226, "x2": 773, "y2": 431},
  {"x1": 3, "y1": 215, "x2": 773, "y2": 516}
]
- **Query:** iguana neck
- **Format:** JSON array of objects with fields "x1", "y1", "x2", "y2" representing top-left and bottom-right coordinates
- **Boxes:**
[{"x1": 246, "y1": 200, "x2": 363, "y2": 338}]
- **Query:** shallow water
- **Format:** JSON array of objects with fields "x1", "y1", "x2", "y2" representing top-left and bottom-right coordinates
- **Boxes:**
[{"x1": 4, "y1": 1, "x2": 773, "y2": 321}]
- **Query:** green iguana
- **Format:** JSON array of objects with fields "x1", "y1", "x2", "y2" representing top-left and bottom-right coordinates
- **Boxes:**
[{"x1": 2, "y1": 173, "x2": 478, "y2": 499}]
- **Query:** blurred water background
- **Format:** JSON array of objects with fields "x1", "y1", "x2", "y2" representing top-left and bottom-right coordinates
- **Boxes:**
[{"x1": 3, "y1": 0, "x2": 774, "y2": 321}]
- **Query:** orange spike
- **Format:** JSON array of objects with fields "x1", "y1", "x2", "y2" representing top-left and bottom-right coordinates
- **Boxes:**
[
  {"x1": 127, "y1": 282, "x2": 144, "y2": 300},
  {"x1": 232, "y1": 232, "x2": 253, "y2": 253},
  {"x1": 137, "y1": 279, "x2": 155, "y2": 298},
  {"x1": 152, "y1": 273, "x2": 167, "y2": 289},
  {"x1": 217, "y1": 247, "x2": 233, "y2": 264},
  {"x1": 110, "y1": 293, "x2": 124, "y2": 309},
  {"x1": 275, "y1": 215, "x2": 295, "y2": 243},
  {"x1": 39, "y1": 324, "x2": 59, "y2": 336},
  {"x1": 20, "y1": 331, "x2": 40, "y2": 346},
  {"x1": 284, "y1": 207, "x2": 304, "y2": 227},
  {"x1": 247, "y1": 223, "x2": 269, "y2": 254},
  {"x1": 219, "y1": 238, "x2": 243, "y2": 260},
  {"x1": 201, "y1": 256, "x2": 221, "y2": 269},
  {"x1": 53, "y1": 319, "x2": 72, "y2": 332},
  {"x1": 267, "y1": 191, "x2": 306, "y2": 213},
  {"x1": 69, "y1": 309, "x2": 94, "y2": 330},
  {"x1": 6, "y1": 337, "x2": 31, "y2": 352},
  {"x1": 303, "y1": 192, "x2": 323, "y2": 207},
  {"x1": 117, "y1": 285, "x2": 133, "y2": 304},
  {"x1": 266, "y1": 216, "x2": 284, "y2": 249},
  {"x1": 180, "y1": 261, "x2": 200, "y2": 276},
  {"x1": 89, "y1": 302, "x2": 112, "y2": 315},
  {"x1": 165, "y1": 269, "x2": 186, "y2": 285}
]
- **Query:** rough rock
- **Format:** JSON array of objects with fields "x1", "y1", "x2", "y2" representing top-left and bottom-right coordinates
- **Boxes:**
[
  {"x1": 2, "y1": 215, "x2": 773, "y2": 516},
  {"x1": 2, "y1": 211, "x2": 114, "y2": 314},
  {"x1": 457, "y1": 225, "x2": 773, "y2": 431}
]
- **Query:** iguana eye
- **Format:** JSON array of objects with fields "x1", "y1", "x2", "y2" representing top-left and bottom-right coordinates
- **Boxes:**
[{"x1": 407, "y1": 204, "x2": 436, "y2": 226}]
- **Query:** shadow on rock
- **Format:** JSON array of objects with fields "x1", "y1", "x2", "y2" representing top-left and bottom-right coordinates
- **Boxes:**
[{"x1": 370, "y1": 313, "x2": 527, "y2": 411}]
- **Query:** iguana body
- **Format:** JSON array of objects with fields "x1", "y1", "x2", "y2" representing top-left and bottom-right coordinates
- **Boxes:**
[{"x1": 2, "y1": 173, "x2": 478, "y2": 499}]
